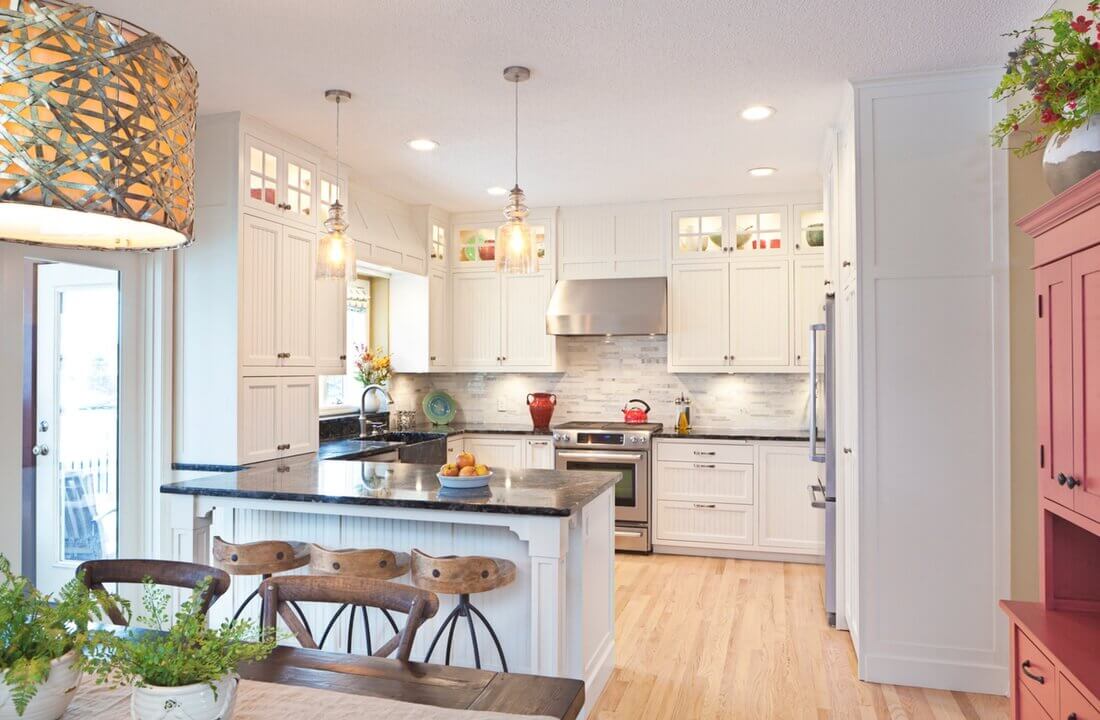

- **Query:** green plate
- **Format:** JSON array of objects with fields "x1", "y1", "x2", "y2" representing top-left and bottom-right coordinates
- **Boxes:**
[{"x1": 422, "y1": 390, "x2": 457, "y2": 425}]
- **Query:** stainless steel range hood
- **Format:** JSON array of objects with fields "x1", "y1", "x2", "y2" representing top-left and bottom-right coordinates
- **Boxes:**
[{"x1": 546, "y1": 277, "x2": 668, "y2": 336}]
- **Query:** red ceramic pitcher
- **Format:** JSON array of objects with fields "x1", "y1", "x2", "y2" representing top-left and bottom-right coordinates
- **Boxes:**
[{"x1": 526, "y1": 392, "x2": 557, "y2": 429}]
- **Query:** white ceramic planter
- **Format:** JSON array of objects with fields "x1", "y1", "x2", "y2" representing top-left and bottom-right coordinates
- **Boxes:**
[
  {"x1": 0, "y1": 650, "x2": 82, "y2": 720},
  {"x1": 130, "y1": 674, "x2": 238, "y2": 720}
]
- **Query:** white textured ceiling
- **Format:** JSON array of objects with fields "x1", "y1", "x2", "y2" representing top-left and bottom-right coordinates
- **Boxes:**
[{"x1": 91, "y1": 0, "x2": 1043, "y2": 212}]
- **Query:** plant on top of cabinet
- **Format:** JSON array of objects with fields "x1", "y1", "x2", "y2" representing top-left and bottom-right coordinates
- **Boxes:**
[{"x1": 991, "y1": 5, "x2": 1100, "y2": 193}]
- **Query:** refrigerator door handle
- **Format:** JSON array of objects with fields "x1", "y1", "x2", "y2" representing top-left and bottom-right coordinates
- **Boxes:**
[
  {"x1": 808, "y1": 483, "x2": 827, "y2": 509},
  {"x1": 808, "y1": 322, "x2": 826, "y2": 463}
]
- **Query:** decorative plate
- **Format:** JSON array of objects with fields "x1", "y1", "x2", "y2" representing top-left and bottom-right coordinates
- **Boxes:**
[
  {"x1": 437, "y1": 471, "x2": 492, "y2": 489},
  {"x1": 422, "y1": 390, "x2": 457, "y2": 425}
]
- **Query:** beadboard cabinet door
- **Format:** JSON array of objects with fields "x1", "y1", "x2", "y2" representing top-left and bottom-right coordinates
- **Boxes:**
[
  {"x1": 240, "y1": 215, "x2": 281, "y2": 367},
  {"x1": 277, "y1": 225, "x2": 316, "y2": 367},
  {"x1": 238, "y1": 377, "x2": 281, "y2": 464},
  {"x1": 669, "y1": 263, "x2": 730, "y2": 368},
  {"x1": 525, "y1": 438, "x2": 554, "y2": 469},
  {"x1": 1072, "y1": 245, "x2": 1100, "y2": 523},
  {"x1": 463, "y1": 435, "x2": 524, "y2": 469},
  {"x1": 502, "y1": 271, "x2": 554, "y2": 369},
  {"x1": 1036, "y1": 258, "x2": 1075, "y2": 511},
  {"x1": 730, "y1": 260, "x2": 790, "y2": 367},
  {"x1": 315, "y1": 277, "x2": 346, "y2": 375},
  {"x1": 793, "y1": 257, "x2": 826, "y2": 368},
  {"x1": 428, "y1": 268, "x2": 450, "y2": 369},
  {"x1": 281, "y1": 376, "x2": 319, "y2": 456},
  {"x1": 757, "y1": 444, "x2": 825, "y2": 553},
  {"x1": 450, "y1": 273, "x2": 501, "y2": 369}
]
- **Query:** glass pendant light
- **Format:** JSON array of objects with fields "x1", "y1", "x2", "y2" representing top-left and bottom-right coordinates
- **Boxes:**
[
  {"x1": 317, "y1": 89, "x2": 351, "y2": 280},
  {"x1": 497, "y1": 66, "x2": 537, "y2": 274}
]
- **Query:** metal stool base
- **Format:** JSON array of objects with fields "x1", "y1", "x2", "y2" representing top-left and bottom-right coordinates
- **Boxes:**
[
  {"x1": 423, "y1": 594, "x2": 508, "y2": 672},
  {"x1": 229, "y1": 573, "x2": 312, "y2": 639},
  {"x1": 318, "y1": 603, "x2": 401, "y2": 654}
]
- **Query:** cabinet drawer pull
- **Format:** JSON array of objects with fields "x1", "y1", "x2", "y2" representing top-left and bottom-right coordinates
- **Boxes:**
[
  {"x1": 1020, "y1": 660, "x2": 1045, "y2": 685},
  {"x1": 693, "y1": 451, "x2": 716, "y2": 456},
  {"x1": 692, "y1": 503, "x2": 717, "y2": 509},
  {"x1": 693, "y1": 463, "x2": 716, "y2": 469}
]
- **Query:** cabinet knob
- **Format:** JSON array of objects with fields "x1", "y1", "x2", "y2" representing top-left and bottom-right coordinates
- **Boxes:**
[
  {"x1": 339, "y1": 354, "x2": 347, "y2": 361},
  {"x1": 842, "y1": 447, "x2": 852, "y2": 454},
  {"x1": 1058, "y1": 473, "x2": 1068, "y2": 486},
  {"x1": 1067, "y1": 475, "x2": 1081, "y2": 489},
  {"x1": 842, "y1": 260, "x2": 852, "y2": 267},
  {"x1": 429, "y1": 356, "x2": 436, "y2": 361},
  {"x1": 723, "y1": 355, "x2": 729, "y2": 361}
]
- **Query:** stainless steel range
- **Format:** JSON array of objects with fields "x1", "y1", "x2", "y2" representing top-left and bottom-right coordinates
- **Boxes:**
[{"x1": 552, "y1": 421, "x2": 661, "y2": 553}]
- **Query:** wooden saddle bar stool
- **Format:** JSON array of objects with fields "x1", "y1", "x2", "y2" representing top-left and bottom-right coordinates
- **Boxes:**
[
  {"x1": 411, "y1": 549, "x2": 516, "y2": 671},
  {"x1": 308, "y1": 544, "x2": 411, "y2": 654},
  {"x1": 259, "y1": 574, "x2": 439, "y2": 661},
  {"x1": 212, "y1": 536, "x2": 312, "y2": 634},
  {"x1": 75, "y1": 559, "x2": 230, "y2": 626}
]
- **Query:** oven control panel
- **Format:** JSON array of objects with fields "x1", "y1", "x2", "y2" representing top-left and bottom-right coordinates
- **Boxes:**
[{"x1": 552, "y1": 430, "x2": 652, "y2": 450}]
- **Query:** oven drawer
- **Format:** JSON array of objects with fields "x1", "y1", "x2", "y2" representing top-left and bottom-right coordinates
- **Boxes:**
[
  {"x1": 655, "y1": 500, "x2": 753, "y2": 546},
  {"x1": 655, "y1": 460, "x2": 753, "y2": 505},
  {"x1": 658, "y1": 441, "x2": 754, "y2": 465},
  {"x1": 614, "y1": 526, "x2": 649, "y2": 552},
  {"x1": 1015, "y1": 627, "x2": 1057, "y2": 717}
]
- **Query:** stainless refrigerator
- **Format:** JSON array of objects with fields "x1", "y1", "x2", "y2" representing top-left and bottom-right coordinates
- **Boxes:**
[{"x1": 808, "y1": 295, "x2": 836, "y2": 626}]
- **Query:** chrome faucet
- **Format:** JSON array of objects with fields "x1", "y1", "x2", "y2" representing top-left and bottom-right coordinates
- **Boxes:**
[{"x1": 359, "y1": 384, "x2": 395, "y2": 439}]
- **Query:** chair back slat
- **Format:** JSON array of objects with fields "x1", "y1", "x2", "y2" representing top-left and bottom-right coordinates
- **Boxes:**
[
  {"x1": 75, "y1": 559, "x2": 231, "y2": 626},
  {"x1": 259, "y1": 575, "x2": 438, "y2": 661}
]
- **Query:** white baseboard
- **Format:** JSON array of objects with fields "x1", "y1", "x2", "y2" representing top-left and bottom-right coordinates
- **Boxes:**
[
  {"x1": 579, "y1": 633, "x2": 615, "y2": 720},
  {"x1": 652, "y1": 544, "x2": 824, "y2": 565},
  {"x1": 859, "y1": 652, "x2": 1009, "y2": 696}
]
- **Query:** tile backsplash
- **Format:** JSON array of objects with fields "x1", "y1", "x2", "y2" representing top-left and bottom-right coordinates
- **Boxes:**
[{"x1": 390, "y1": 336, "x2": 815, "y2": 429}]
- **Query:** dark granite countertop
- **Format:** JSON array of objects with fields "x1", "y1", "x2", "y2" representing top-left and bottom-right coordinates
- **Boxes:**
[
  {"x1": 409, "y1": 422, "x2": 553, "y2": 437},
  {"x1": 655, "y1": 427, "x2": 821, "y2": 441},
  {"x1": 317, "y1": 439, "x2": 404, "y2": 460},
  {"x1": 160, "y1": 454, "x2": 619, "y2": 517}
]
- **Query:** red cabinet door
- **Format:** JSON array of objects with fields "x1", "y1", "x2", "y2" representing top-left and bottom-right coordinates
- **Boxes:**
[
  {"x1": 1037, "y1": 258, "x2": 1075, "y2": 510},
  {"x1": 1073, "y1": 244, "x2": 1100, "y2": 523}
]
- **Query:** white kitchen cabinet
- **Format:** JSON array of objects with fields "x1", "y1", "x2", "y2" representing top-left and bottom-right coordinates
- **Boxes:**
[
  {"x1": 524, "y1": 438, "x2": 554, "y2": 469},
  {"x1": 792, "y1": 257, "x2": 826, "y2": 368},
  {"x1": 450, "y1": 273, "x2": 502, "y2": 369},
  {"x1": 793, "y1": 204, "x2": 826, "y2": 255},
  {"x1": 757, "y1": 444, "x2": 824, "y2": 553},
  {"x1": 502, "y1": 271, "x2": 555, "y2": 369},
  {"x1": 239, "y1": 215, "x2": 316, "y2": 370},
  {"x1": 242, "y1": 134, "x2": 316, "y2": 230},
  {"x1": 655, "y1": 460, "x2": 753, "y2": 505},
  {"x1": 729, "y1": 260, "x2": 789, "y2": 367},
  {"x1": 315, "y1": 275, "x2": 346, "y2": 375},
  {"x1": 445, "y1": 435, "x2": 463, "y2": 464},
  {"x1": 428, "y1": 268, "x2": 450, "y2": 369},
  {"x1": 238, "y1": 376, "x2": 319, "y2": 464},
  {"x1": 655, "y1": 501, "x2": 754, "y2": 546},
  {"x1": 558, "y1": 204, "x2": 664, "y2": 279},
  {"x1": 462, "y1": 435, "x2": 524, "y2": 469},
  {"x1": 668, "y1": 263, "x2": 729, "y2": 368}
]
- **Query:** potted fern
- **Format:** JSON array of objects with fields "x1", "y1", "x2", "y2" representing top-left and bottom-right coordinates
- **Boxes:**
[
  {"x1": 88, "y1": 579, "x2": 276, "y2": 720},
  {"x1": 0, "y1": 555, "x2": 109, "y2": 719}
]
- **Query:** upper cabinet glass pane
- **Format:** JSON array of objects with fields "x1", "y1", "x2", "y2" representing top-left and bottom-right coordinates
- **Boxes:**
[
  {"x1": 263, "y1": 152, "x2": 277, "y2": 179},
  {"x1": 431, "y1": 224, "x2": 446, "y2": 261},
  {"x1": 796, "y1": 206, "x2": 825, "y2": 252},
  {"x1": 247, "y1": 143, "x2": 279, "y2": 208},
  {"x1": 675, "y1": 212, "x2": 725, "y2": 256},
  {"x1": 250, "y1": 147, "x2": 263, "y2": 174},
  {"x1": 457, "y1": 227, "x2": 497, "y2": 264},
  {"x1": 733, "y1": 209, "x2": 785, "y2": 253}
]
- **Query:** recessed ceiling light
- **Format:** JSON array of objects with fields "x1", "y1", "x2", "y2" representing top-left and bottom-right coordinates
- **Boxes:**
[
  {"x1": 487, "y1": 186, "x2": 508, "y2": 196},
  {"x1": 748, "y1": 167, "x2": 777, "y2": 177},
  {"x1": 740, "y1": 105, "x2": 776, "y2": 121},
  {"x1": 407, "y1": 138, "x2": 438, "y2": 151}
]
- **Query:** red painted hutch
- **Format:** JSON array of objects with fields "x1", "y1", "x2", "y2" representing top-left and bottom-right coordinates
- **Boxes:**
[{"x1": 1003, "y1": 170, "x2": 1100, "y2": 720}]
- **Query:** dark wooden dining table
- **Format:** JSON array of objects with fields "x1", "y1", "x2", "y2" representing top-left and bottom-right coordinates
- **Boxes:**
[{"x1": 237, "y1": 644, "x2": 585, "y2": 719}]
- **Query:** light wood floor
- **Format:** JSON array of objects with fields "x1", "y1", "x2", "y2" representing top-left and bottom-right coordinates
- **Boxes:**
[{"x1": 590, "y1": 554, "x2": 1009, "y2": 720}]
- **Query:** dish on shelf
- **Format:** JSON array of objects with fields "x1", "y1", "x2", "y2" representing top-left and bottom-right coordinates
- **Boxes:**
[{"x1": 422, "y1": 390, "x2": 457, "y2": 425}]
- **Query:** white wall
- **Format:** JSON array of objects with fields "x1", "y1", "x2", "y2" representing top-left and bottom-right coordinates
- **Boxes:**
[{"x1": 847, "y1": 69, "x2": 1010, "y2": 694}]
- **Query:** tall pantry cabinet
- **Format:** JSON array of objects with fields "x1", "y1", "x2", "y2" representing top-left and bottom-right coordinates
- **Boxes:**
[
  {"x1": 1002, "y1": 171, "x2": 1100, "y2": 720},
  {"x1": 174, "y1": 113, "x2": 340, "y2": 467}
]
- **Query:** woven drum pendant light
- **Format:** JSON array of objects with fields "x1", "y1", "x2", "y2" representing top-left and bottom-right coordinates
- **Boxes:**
[{"x1": 0, "y1": 0, "x2": 198, "y2": 250}]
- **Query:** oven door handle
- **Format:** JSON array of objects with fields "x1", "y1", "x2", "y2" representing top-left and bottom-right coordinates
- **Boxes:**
[{"x1": 555, "y1": 450, "x2": 646, "y2": 462}]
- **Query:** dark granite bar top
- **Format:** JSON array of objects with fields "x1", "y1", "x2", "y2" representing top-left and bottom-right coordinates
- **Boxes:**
[
  {"x1": 317, "y1": 439, "x2": 404, "y2": 460},
  {"x1": 408, "y1": 422, "x2": 553, "y2": 437},
  {"x1": 655, "y1": 427, "x2": 821, "y2": 442},
  {"x1": 160, "y1": 454, "x2": 619, "y2": 517}
]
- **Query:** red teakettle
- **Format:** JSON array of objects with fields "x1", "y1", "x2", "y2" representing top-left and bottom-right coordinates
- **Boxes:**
[
  {"x1": 527, "y1": 392, "x2": 557, "y2": 430},
  {"x1": 621, "y1": 399, "x2": 651, "y2": 424}
]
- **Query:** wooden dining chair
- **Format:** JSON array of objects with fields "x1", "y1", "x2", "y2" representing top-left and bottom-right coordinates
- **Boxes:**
[
  {"x1": 75, "y1": 559, "x2": 231, "y2": 626},
  {"x1": 259, "y1": 575, "x2": 439, "y2": 662}
]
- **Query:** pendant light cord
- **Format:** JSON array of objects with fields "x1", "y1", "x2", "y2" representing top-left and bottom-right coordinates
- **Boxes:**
[
  {"x1": 514, "y1": 78, "x2": 519, "y2": 189},
  {"x1": 335, "y1": 96, "x2": 342, "y2": 186}
]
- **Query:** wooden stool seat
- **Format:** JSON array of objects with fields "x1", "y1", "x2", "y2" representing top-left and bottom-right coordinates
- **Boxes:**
[
  {"x1": 411, "y1": 549, "x2": 515, "y2": 672},
  {"x1": 308, "y1": 545, "x2": 410, "y2": 581},
  {"x1": 213, "y1": 536, "x2": 311, "y2": 576},
  {"x1": 410, "y1": 549, "x2": 516, "y2": 596}
]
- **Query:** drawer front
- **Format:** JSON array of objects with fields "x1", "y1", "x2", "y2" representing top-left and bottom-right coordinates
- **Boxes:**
[
  {"x1": 656, "y1": 461, "x2": 753, "y2": 504},
  {"x1": 655, "y1": 501, "x2": 753, "y2": 546},
  {"x1": 1061, "y1": 673, "x2": 1100, "y2": 720},
  {"x1": 658, "y1": 441, "x2": 754, "y2": 464},
  {"x1": 1019, "y1": 684, "x2": 1054, "y2": 720},
  {"x1": 1015, "y1": 627, "x2": 1058, "y2": 716}
]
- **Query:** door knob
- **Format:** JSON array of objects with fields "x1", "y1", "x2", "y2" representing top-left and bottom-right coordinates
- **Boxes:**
[{"x1": 31, "y1": 444, "x2": 49, "y2": 456}]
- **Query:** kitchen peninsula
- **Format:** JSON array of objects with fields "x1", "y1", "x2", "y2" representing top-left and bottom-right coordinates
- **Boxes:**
[{"x1": 160, "y1": 457, "x2": 617, "y2": 718}]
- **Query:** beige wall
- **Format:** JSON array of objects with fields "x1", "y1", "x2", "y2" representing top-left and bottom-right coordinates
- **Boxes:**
[{"x1": 1008, "y1": 148, "x2": 1051, "y2": 601}]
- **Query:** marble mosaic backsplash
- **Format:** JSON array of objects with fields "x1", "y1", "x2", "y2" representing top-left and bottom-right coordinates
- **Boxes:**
[{"x1": 389, "y1": 336, "x2": 815, "y2": 430}]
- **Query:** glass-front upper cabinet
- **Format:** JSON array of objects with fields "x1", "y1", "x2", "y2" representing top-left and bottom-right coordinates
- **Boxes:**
[
  {"x1": 243, "y1": 135, "x2": 318, "y2": 227},
  {"x1": 672, "y1": 211, "x2": 727, "y2": 259},
  {"x1": 793, "y1": 204, "x2": 825, "y2": 254},
  {"x1": 283, "y1": 152, "x2": 315, "y2": 224},
  {"x1": 731, "y1": 207, "x2": 786, "y2": 255},
  {"x1": 245, "y1": 136, "x2": 281, "y2": 215},
  {"x1": 430, "y1": 223, "x2": 447, "y2": 263},
  {"x1": 454, "y1": 223, "x2": 547, "y2": 269}
]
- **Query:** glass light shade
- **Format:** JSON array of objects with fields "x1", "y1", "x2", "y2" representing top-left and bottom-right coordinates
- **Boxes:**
[
  {"x1": 317, "y1": 200, "x2": 350, "y2": 280},
  {"x1": 0, "y1": 0, "x2": 197, "y2": 250},
  {"x1": 496, "y1": 186, "x2": 537, "y2": 274}
]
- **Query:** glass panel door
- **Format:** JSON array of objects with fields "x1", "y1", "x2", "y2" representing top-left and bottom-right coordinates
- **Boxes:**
[
  {"x1": 673, "y1": 211, "x2": 726, "y2": 258},
  {"x1": 34, "y1": 262, "x2": 120, "y2": 594},
  {"x1": 245, "y1": 136, "x2": 281, "y2": 214},
  {"x1": 732, "y1": 207, "x2": 786, "y2": 255},
  {"x1": 794, "y1": 204, "x2": 826, "y2": 254}
]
